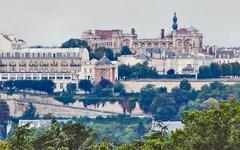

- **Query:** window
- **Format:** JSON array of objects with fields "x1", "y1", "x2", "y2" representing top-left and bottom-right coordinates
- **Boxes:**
[
  {"x1": 60, "y1": 83, "x2": 64, "y2": 89},
  {"x1": 2, "y1": 77, "x2": 8, "y2": 80},
  {"x1": 49, "y1": 76, "x2": 55, "y2": 80},
  {"x1": 64, "y1": 76, "x2": 71, "y2": 80},
  {"x1": 26, "y1": 76, "x2": 32, "y2": 79}
]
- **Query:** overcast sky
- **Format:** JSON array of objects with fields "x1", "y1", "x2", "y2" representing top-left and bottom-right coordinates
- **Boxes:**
[{"x1": 0, "y1": 0, "x2": 239, "y2": 47}]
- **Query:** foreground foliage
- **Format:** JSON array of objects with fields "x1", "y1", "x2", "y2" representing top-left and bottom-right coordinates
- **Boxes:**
[
  {"x1": 1, "y1": 99, "x2": 240, "y2": 149},
  {"x1": 116, "y1": 98, "x2": 240, "y2": 150}
]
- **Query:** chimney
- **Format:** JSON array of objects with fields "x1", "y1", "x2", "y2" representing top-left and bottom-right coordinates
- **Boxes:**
[
  {"x1": 131, "y1": 28, "x2": 136, "y2": 35},
  {"x1": 161, "y1": 29, "x2": 165, "y2": 39}
]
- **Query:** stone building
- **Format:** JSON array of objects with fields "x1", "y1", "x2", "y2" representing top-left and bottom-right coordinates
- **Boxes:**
[
  {"x1": 0, "y1": 47, "x2": 118, "y2": 91},
  {"x1": 81, "y1": 13, "x2": 203, "y2": 54}
]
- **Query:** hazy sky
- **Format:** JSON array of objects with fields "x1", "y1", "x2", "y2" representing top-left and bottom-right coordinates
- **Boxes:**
[{"x1": 0, "y1": 0, "x2": 239, "y2": 47}]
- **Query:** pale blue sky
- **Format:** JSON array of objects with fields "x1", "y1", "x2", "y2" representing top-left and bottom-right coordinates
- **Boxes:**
[{"x1": 0, "y1": 0, "x2": 239, "y2": 47}]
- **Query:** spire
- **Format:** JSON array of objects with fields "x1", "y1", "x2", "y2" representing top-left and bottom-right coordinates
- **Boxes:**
[{"x1": 172, "y1": 12, "x2": 178, "y2": 31}]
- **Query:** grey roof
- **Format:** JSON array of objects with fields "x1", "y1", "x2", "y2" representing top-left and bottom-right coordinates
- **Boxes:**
[
  {"x1": 146, "y1": 48, "x2": 174, "y2": 54},
  {"x1": 182, "y1": 66, "x2": 195, "y2": 72},
  {"x1": 135, "y1": 54, "x2": 149, "y2": 60},
  {"x1": 146, "y1": 48, "x2": 176, "y2": 58},
  {"x1": 96, "y1": 56, "x2": 113, "y2": 66}
]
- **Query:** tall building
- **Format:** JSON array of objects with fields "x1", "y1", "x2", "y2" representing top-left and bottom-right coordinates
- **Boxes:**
[{"x1": 81, "y1": 13, "x2": 203, "y2": 54}]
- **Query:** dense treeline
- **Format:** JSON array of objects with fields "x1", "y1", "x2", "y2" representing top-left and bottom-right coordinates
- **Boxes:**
[
  {"x1": 1, "y1": 80, "x2": 55, "y2": 94},
  {"x1": 117, "y1": 98, "x2": 240, "y2": 150},
  {"x1": 198, "y1": 62, "x2": 240, "y2": 78},
  {"x1": 118, "y1": 62, "x2": 159, "y2": 80},
  {"x1": 1, "y1": 99, "x2": 240, "y2": 149},
  {"x1": 139, "y1": 80, "x2": 240, "y2": 121},
  {"x1": 74, "y1": 115, "x2": 152, "y2": 144},
  {"x1": 139, "y1": 80, "x2": 197, "y2": 120}
]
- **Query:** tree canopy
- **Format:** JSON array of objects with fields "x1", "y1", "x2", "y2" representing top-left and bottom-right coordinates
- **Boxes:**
[
  {"x1": 78, "y1": 80, "x2": 93, "y2": 93},
  {"x1": 120, "y1": 46, "x2": 132, "y2": 55},
  {"x1": 118, "y1": 62, "x2": 158, "y2": 80}
]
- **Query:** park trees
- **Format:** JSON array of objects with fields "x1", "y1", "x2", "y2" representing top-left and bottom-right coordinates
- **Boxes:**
[
  {"x1": 118, "y1": 62, "x2": 158, "y2": 80},
  {"x1": 167, "y1": 69, "x2": 175, "y2": 75},
  {"x1": 171, "y1": 97, "x2": 240, "y2": 150},
  {"x1": 2, "y1": 80, "x2": 55, "y2": 94},
  {"x1": 66, "y1": 83, "x2": 77, "y2": 94},
  {"x1": 150, "y1": 93, "x2": 178, "y2": 121},
  {"x1": 113, "y1": 82, "x2": 126, "y2": 95},
  {"x1": 78, "y1": 80, "x2": 93, "y2": 93},
  {"x1": 0, "y1": 100, "x2": 9, "y2": 139},
  {"x1": 0, "y1": 100, "x2": 9, "y2": 125},
  {"x1": 93, "y1": 79, "x2": 113, "y2": 97},
  {"x1": 7, "y1": 123, "x2": 34, "y2": 150},
  {"x1": 179, "y1": 79, "x2": 191, "y2": 91},
  {"x1": 21, "y1": 103, "x2": 39, "y2": 119},
  {"x1": 139, "y1": 84, "x2": 156, "y2": 113},
  {"x1": 120, "y1": 46, "x2": 132, "y2": 55}
]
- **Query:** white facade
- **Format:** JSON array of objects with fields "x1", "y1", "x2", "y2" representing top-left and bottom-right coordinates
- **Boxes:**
[{"x1": 117, "y1": 55, "x2": 146, "y2": 66}]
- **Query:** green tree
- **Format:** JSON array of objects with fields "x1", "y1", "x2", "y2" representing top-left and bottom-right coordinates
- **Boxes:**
[
  {"x1": 8, "y1": 123, "x2": 34, "y2": 150},
  {"x1": 113, "y1": 82, "x2": 126, "y2": 95},
  {"x1": 221, "y1": 63, "x2": 232, "y2": 76},
  {"x1": 120, "y1": 46, "x2": 132, "y2": 55},
  {"x1": 118, "y1": 64, "x2": 132, "y2": 79},
  {"x1": 198, "y1": 65, "x2": 211, "y2": 78},
  {"x1": 139, "y1": 84, "x2": 156, "y2": 113},
  {"x1": 55, "y1": 95, "x2": 75, "y2": 104},
  {"x1": 156, "y1": 87, "x2": 167, "y2": 94},
  {"x1": 99, "y1": 79, "x2": 112, "y2": 89},
  {"x1": 179, "y1": 79, "x2": 191, "y2": 91},
  {"x1": 135, "y1": 121, "x2": 146, "y2": 137},
  {"x1": 66, "y1": 83, "x2": 77, "y2": 94},
  {"x1": 150, "y1": 93, "x2": 178, "y2": 121},
  {"x1": 33, "y1": 119, "x2": 69, "y2": 150},
  {"x1": 0, "y1": 100, "x2": 9, "y2": 124},
  {"x1": 21, "y1": 103, "x2": 39, "y2": 119},
  {"x1": 171, "y1": 97, "x2": 240, "y2": 150},
  {"x1": 78, "y1": 80, "x2": 93, "y2": 93},
  {"x1": 62, "y1": 123, "x2": 91, "y2": 150},
  {"x1": 167, "y1": 69, "x2": 175, "y2": 75},
  {"x1": 210, "y1": 63, "x2": 221, "y2": 78},
  {"x1": 0, "y1": 140, "x2": 7, "y2": 150},
  {"x1": 94, "y1": 47, "x2": 115, "y2": 61},
  {"x1": 93, "y1": 138, "x2": 112, "y2": 150},
  {"x1": 61, "y1": 39, "x2": 89, "y2": 49}
]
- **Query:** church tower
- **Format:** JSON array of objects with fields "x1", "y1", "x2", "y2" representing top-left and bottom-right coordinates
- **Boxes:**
[{"x1": 172, "y1": 12, "x2": 178, "y2": 31}]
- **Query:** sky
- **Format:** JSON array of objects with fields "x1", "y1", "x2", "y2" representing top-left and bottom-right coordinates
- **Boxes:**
[{"x1": 0, "y1": 0, "x2": 239, "y2": 47}]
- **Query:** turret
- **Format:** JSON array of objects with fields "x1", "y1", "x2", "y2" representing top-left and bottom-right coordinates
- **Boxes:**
[{"x1": 172, "y1": 12, "x2": 178, "y2": 31}]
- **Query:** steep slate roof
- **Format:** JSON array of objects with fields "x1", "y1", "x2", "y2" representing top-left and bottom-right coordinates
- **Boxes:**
[{"x1": 96, "y1": 56, "x2": 113, "y2": 66}]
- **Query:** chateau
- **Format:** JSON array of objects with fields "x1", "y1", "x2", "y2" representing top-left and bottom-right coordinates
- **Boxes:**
[
  {"x1": 0, "y1": 13, "x2": 238, "y2": 91},
  {"x1": 81, "y1": 13, "x2": 203, "y2": 54}
]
